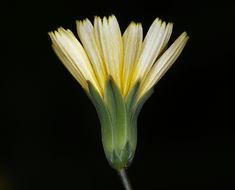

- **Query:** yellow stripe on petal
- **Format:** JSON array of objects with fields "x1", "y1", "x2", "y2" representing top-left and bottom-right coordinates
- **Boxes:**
[
  {"x1": 122, "y1": 22, "x2": 143, "y2": 97},
  {"x1": 139, "y1": 32, "x2": 189, "y2": 99}
]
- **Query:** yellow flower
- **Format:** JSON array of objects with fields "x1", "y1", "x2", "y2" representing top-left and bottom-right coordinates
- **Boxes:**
[
  {"x1": 49, "y1": 15, "x2": 189, "y2": 101},
  {"x1": 49, "y1": 15, "x2": 189, "y2": 171}
]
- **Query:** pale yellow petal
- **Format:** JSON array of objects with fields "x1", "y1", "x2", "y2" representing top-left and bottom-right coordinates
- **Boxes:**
[
  {"x1": 94, "y1": 16, "x2": 103, "y2": 55},
  {"x1": 139, "y1": 32, "x2": 189, "y2": 99},
  {"x1": 159, "y1": 22, "x2": 173, "y2": 56},
  {"x1": 94, "y1": 15, "x2": 123, "y2": 89},
  {"x1": 49, "y1": 32, "x2": 88, "y2": 91},
  {"x1": 108, "y1": 15, "x2": 123, "y2": 74},
  {"x1": 122, "y1": 22, "x2": 143, "y2": 97},
  {"x1": 139, "y1": 22, "x2": 174, "y2": 84},
  {"x1": 49, "y1": 28, "x2": 101, "y2": 95},
  {"x1": 131, "y1": 19, "x2": 173, "y2": 86},
  {"x1": 76, "y1": 19, "x2": 107, "y2": 94}
]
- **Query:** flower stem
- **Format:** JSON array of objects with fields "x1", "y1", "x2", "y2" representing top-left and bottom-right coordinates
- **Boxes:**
[{"x1": 118, "y1": 168, "x2": 133, "y2": 190}]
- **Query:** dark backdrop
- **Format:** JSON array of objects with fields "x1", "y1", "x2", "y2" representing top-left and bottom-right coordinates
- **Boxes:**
[{"x1": 2, "y1": 0, "x2": 235, "y2": 189}]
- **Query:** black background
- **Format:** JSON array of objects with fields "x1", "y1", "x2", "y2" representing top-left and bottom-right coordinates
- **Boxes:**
[{"x1": 2, "y1": 0, "x2": 235, "y2": 189}]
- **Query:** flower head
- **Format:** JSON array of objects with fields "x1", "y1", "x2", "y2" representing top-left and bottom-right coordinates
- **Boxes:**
[
  {"x1": 49, "y1": 15, "x2": 189, "y2": 170},
  {"x1": 49, "y1": 15, "x2": 188, "y2": 101}
]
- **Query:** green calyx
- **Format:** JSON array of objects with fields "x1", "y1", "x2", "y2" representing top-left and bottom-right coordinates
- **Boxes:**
[{"x1": 88, "y1": 77, "x2": 153, "y2": 170}]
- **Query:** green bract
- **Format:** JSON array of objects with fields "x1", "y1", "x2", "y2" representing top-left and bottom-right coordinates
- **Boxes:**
[{"x1": 88, "y1": 77, "x2": 153, "y2": 170}]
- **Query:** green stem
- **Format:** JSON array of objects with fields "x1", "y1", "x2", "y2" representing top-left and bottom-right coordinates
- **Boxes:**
[{"x1": 118, "y1": 168, "x2": 133, "y2": 190}]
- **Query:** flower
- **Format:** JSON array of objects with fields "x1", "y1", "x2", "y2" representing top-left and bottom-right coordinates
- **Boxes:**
[{"x1": 49, "y1": 15, "x2": 189, "y2": 170}]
